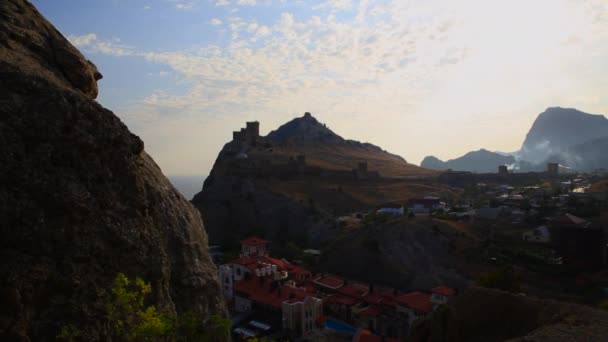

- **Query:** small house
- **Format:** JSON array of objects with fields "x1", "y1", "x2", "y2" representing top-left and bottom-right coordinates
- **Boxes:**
[{"x1": 522, "y1": 226, "x2": 551, "y2": 243}]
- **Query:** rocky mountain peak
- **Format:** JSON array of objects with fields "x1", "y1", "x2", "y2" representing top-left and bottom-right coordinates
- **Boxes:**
[
  {"x1": 520, "y1": 107, "x2": 608, "y2": 162},
  {"x1": 0, "y1": 0, "x2": 102, "y2": 98},
  {"x1": 267, "y1": 112, "x2": 343, "y2": 144}
]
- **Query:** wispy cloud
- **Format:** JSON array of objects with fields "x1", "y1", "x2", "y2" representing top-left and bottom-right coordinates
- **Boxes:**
[
  {"x1": 68, "y1": 34, "x2": 134, "y2": 56},
  {"x1": 76, "y1": 0, "x2": 608, "y2": 173}
]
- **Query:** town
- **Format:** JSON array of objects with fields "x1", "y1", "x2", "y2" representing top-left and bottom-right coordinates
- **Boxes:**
[
  {"x1": 218, "y1": 236, "x2": 456, "y2": 341},
  {"x1": 211, "y1": 161, "x2": 608, "y2": 341}
]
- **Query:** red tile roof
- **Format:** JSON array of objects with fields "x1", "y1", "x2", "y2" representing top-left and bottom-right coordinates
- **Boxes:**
[
  {"x1": 354, "y1": 331, "x2": 400, "y2": 342},
  {"x1": 396, "y1": 291, "x2": 433, "y2": 313},
  {"x1": 313, "y1": 275, "x2": 344, "y2": 289},
  {"x1": 337, "y1": 284, "x2": 369, "y2": 298},
  {"x1": 234, "y1": 276, "x2": 316, "y2": 308},
  {"x1": 241, "y1": 237, "x2": 270, "y2": 246},
  {"x1": 558, "y1": 213, "x2": 588, "y2": 226},
  {"x1": 257, "y1": 256, "x2": 290, "y2": 269},
  {"x1": 325, "y1": 294, "x2": 360, "y2": 306},
  {"x1": 431, "y1": 286, "x2": 456, "y2": 297},
  {"x1": 231, "y1": 256, "x2": 258, "y2": 266},
  {"x1": 362, "y1": 292, "x2": 384, "y2": 305},
  {"x1": 358, "y1": 305, "x2": 383, "y2": 317}
]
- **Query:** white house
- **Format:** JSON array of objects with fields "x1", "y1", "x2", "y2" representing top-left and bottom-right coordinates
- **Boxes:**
[
  {"x1": 282, "y1": 296, "x2": 323, "y2": 337},
  {"x1": 522, "y1": 226, "x2": 551, "y2": 243},
  {"x1": 377, "y1": 204, "x2": 404, "y2": 216},
  {"x1": 240, "y1": 237, "x2": 270, "y2": 257},
  {"x1": 430, "y1": 287, "x2": 456, "y2": 307}
]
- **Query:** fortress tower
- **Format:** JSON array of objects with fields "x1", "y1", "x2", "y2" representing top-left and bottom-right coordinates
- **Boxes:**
[{"x1": 233, "y1": 121, "x2": 260, "y2": 144}]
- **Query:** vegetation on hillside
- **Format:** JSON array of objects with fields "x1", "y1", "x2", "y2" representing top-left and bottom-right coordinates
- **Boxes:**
[{"x1": 58, "y1": 273, "x2": 230, "y2": 342}]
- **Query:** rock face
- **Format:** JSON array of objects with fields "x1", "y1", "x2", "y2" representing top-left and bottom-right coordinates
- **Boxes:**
[
  {"x1": 421, "y1": 149, "x2": 516, "y2": 173},
  {"x1": 409, "y1": 287, "x2": 608, "y2": 342},
  {"x1": 0, "y1": 0, "x2": 226, "y2": 340},
  {"x1": 520, "y1": 107, "x2": 608, "y2": 163}
]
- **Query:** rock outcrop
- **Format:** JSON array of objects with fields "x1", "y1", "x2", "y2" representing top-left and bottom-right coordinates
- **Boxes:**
[
  {"x1": 0, "y1": 0, "x2": 226, "y2": 340},
  {"x1": 520, "y1": 107, "x2": 608, "y2": 163}
]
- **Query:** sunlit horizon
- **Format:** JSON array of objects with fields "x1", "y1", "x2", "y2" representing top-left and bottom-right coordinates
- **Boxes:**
[{"x1": 33, "y1": 0, "x2": 608, "y2": 175}]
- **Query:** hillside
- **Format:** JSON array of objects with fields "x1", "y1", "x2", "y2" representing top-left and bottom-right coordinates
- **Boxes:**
[
  {"x1": 317, "y1": 216, "x2": 470, "y2": 289},
  {"x1": 266, "y1": 113, "x2": 436, "y2": 178},
  {"x1": 193, "y1": 113, "x2": 445, "y2": 245},
  {"x1": 421, "y1": 149, "x2": 516, "y2": 173},
  {"x1": 0, "y1": 0, "x2": 226, "y2": 339},
  {"x1": 520, "y1": 107, "x2": 608, "y2": 162},
  {"x1": 410, "y1": 287, "x2": 608, "y2": 342}
]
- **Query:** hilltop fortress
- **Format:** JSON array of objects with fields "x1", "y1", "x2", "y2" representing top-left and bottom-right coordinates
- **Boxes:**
[{"x1": 221, "y1": 120, "x2": 380, "y2": 181}]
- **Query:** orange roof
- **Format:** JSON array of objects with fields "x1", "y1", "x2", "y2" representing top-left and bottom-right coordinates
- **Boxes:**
[
  {"x1": 431, "y1": 286, "x2": 456, "y2": 297},
  {"x1": 396, "y1": 291, "x2": 433, "y2": 313},
  {"x1": 241, "y1": 237, "x2": 270, "y2": 246}
]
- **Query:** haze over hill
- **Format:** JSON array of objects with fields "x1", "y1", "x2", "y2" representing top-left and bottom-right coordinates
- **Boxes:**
[
  {"x1": 421, "y1": 107, "x2": 608, "y2": 173},
  {"x1": 421, "y1": 149, "x2": 516, "y2": 173},
  {"x1": 520, "y1": 107, "x2": 608, "y2": 163}
]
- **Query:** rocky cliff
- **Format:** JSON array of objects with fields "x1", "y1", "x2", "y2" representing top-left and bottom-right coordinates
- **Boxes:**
[
  {"x1": 520, "y1": 107, "x2": 608, "y2": 163},
  {"x1": 0, "y1": 0, "x2": 226, "y2": 340}
]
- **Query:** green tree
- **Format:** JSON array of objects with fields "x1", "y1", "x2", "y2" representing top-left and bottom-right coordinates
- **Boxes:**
[
  {"x1": 56, "y1": 325, "x2": 81, "y2": 342},
  {"x1": 106, "y1": 273, "x2": 172, "y2": 341}
]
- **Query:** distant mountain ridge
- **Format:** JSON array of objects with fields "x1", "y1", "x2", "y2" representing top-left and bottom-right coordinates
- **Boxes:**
[
  {"x1": 421, "y1": 107, "x2": 608, "y2": 173},
  {"x1": 421, "y1": 149, "x2": 516, "y2": 173}
]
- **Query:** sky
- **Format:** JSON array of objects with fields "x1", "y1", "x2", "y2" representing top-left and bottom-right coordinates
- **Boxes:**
[{"x1": 33, "y1": 0, "x2": 608, "y2": 176}]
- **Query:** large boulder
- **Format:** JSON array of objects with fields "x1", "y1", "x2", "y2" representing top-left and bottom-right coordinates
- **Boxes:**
[{"x1": 0, "y1": 0, "x2": 227, "y2": 340}]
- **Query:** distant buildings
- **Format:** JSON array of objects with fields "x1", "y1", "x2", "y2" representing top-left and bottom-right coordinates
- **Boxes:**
[{"x1": 377, "y1": 203, "x2": 404, "y2": 216}]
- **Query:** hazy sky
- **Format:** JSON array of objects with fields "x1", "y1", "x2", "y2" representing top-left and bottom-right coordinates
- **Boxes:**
[{"x1": 34, "y1": 0, "x2": 608, "y2": 175}]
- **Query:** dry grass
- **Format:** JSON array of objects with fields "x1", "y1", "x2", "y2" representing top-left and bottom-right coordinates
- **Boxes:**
[
  {"x1": 258, "y1": 143, "x2": 438, "y2": 178},
  {"x1": 262, "y1": 177, "x2": 460, "y2": 215},
  {"x1": 590, "y1": 179, "x2": 608, "y2": 192}
]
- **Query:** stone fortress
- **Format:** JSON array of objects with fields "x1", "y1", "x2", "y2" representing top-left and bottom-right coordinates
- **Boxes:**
[{"x1": 222, "y1": 121, "x2": 380, "y2": 181}]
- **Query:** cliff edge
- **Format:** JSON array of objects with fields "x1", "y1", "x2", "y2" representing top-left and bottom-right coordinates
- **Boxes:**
[{"x1": 0, "y1": 0, "x2": 226, "y2": 340}]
